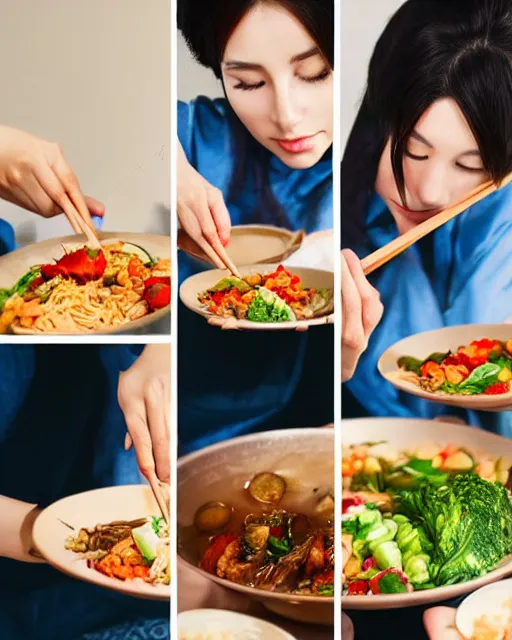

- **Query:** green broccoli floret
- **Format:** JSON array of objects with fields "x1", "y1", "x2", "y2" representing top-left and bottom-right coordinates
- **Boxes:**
[{"x1": 394, "y1": 474, "x2": 512, "y2": 586}]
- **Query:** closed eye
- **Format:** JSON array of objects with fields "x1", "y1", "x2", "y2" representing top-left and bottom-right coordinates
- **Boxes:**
[
  {"x1": 456, "y1": 163, "x2": 485, "y2": 173},
  {"x1": 405, "y1": 150, "x2": 428, "y2": 161},
  {"x1": 299, "y1": 68, "x2": 331, "y2": 84},
  {"x1": 233, "y1": 80, "x2": 265, "y2": 91}
]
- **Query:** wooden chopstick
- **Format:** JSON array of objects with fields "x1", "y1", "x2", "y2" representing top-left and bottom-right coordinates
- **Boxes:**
[
  {"x1": 361, "y1": 172, "x2": 512, "y2": 276},
  {"x1": 148, "y1": 473, "x2": 170, "y2": 524}
]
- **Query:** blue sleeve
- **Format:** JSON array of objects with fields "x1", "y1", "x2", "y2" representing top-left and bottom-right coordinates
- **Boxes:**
[
  {"x1": 177, "y1": 97, "x2": 235, "y2": 195},
  {"x1": 0, "y1": 219, "x2": 15, "y2": 255},
  {"x1": 446, "y1": 185, "x2": 512, "y2": 324}
]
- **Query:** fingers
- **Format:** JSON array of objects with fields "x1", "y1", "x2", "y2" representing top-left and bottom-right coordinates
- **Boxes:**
[
  {"x1": 423, "y1": 607, "x2": 461, "y2": 640},
  {"x1": 207, "y1": 316, "x2": 240, "y2": 330},
  {"x1": 344, "y1": 249, "x2": 384, "y2": 336},
  {"x1": 144, "y1": 376, "x2": 170, "y2": 484},
  {"x1": 178, "y1": 203, "x2": 227, "y2": 270},
  {"x1": 84, "y1": 196, "x2": 105, "y2": 217},
  {"x1": 341, "y1": 249, "x2": 384, "y2": 381},
  {"x1": 208, "y1": 186, "x2": 231, "y2": 246},
  {"x1": 52, "y1": 153, "x2": 97, "y2": 235},
  {"x1": 32, "y1": 162, "x2": 83, "y2": 233}
]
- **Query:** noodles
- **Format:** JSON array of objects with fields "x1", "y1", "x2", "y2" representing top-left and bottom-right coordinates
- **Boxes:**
[{"x1": 0, "y1": 242, "x2": 171, "y2": 334}]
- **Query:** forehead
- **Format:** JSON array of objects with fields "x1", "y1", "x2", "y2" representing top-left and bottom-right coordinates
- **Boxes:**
[
  {"x1": 223, "y1": 3, "x2": 315, "y2": 63},
  {"x1": 414, "y1": 98, "x2": 479, "y2": 153}
]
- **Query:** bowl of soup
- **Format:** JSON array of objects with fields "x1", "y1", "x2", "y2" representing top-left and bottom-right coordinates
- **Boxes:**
[{"x1": 177, "y1": 428, "x2": 334, "y2": 625}]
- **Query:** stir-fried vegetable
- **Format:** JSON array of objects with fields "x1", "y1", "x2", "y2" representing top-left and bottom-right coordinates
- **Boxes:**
[
  {"x1": 247, "y1": 472, "x2": 287, "y2": 504},
  {"x1": 197, "y1": 264, "x2": 333, "y2": 322},
  {"x1": 396, "y1": 339, "x2": 512, "y2": 395}
]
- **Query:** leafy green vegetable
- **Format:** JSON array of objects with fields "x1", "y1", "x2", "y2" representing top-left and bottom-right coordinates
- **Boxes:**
[
  {"x1": 424, "y1": 351, "x2": 452, "y2": 365},
  {"x1": 458, "y1": 363, "x2": 500, "y2": 394},
  {"x1": 132, "y1": 521, "x2": 160, "y2": 563},
  {"x1": 395, "y1": 474, "x2": 512, "y2": 586},
  {"x1": 376, "y1": 572, "x2": 408, "y2": 593},
  {"x1": 267, "y1": 534, "x2": 291, "y2": 557},
  {"x1": 247, "y1": 287, "x2": 296, "y2": 322},
  {"x1": 397, "y1": 356, "x2": 423, "y2": 375},
  {"x1": 0, "y1": 266, "x2": 41, "y2": 312},
  {"x1": 317, "y1": 584, "x2": 334, "y2": 597}
]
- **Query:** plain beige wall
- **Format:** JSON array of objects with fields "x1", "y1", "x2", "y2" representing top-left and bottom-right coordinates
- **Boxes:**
[
  {"x1": 0, "y1": 0, "x2": 170, "y2": 245},
  {"x1": 178, "y1": 31, "x2": 221, "y2": 101},
  {"x1": 341, "y1": 0, "x2": 406, "y2": 149}
]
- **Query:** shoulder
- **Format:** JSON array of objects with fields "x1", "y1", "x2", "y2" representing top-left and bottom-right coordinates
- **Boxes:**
[
  {"x1": 178, "y1": 97, "x2": 233, "y2": 156},
  {"x1": 457, "y1": 183, "x2": 512, "y2": 253}
]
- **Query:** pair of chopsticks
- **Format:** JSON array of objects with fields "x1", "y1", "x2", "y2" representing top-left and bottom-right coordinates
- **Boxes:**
[
  {"x1": 148, "y1": 473, "x2": 170, "y2": 524},
  {"x1": 361, "y1": 172, "x2": 512, "y2": 276},
  {"x1": 177, "y1": 228, "x2": 241, "y2": 278}
]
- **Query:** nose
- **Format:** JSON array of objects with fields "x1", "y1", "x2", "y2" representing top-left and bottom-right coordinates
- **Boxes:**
[
  {"x1": 270, "y1": 81, "x2": 302, "y2": 134},
  {"x1": 415, "y1": 162, "x2": 451, "y2": 210}
]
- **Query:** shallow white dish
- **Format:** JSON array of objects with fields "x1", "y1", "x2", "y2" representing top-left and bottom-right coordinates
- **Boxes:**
[
  {"x1": 33, "y1": 484, "x2": 170, "y2": 600},
  {"x1": 177, "y1": 609, "x2": 297, "y2": 640},
  {"x1": 456, "y1": 579, "x2": 512, "y2": 639},
  {"x1": 378, "y1": 324, "x2": 512, "y2": 411}
]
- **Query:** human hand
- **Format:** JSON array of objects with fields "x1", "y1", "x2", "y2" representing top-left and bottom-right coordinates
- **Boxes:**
[
  {"x1": 424, "y1": 607, "x2": 462, "y2": 639},
  {"x1": 341, "y1": 249, "x2": 384, "y2": 381},
  {"x1": 118, "y1": 344, "x2": 171, "y2": 484},
  {"x1": 0, "y1": 125, "x2": 103, "y2": 234},
  {"x1": 177, "y1": 141, "x2": 237, "y2": 271}
]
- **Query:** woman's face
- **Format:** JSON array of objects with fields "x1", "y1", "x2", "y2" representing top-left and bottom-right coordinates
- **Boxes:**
[
  {"x1": 375, "y1": 98, "x2": 488, "y2": 234},
  {"x1": 221, "y1": 3, "x2": 333, "y2": 169}
]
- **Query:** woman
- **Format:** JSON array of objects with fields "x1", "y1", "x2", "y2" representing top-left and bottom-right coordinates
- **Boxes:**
[
  {"x1": 341, "y1": 0, "x2": 512, "y2": 438},
  {"x1": 177, "y1": 0, "x2": 334, "y2": 453},
  {"x1": 0, "y1": 130, "x2": 171, "y2": 639},
  {"x1": 0, "y1": 344, "x2": 170, "y2": 640}
]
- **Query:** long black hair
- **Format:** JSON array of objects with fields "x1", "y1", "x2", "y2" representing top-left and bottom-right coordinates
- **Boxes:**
[
  {"x1": 178, "y1": 0, "x2": 334, "y2": 229},
  {"x1": 342, "y1": 0, "x2": 512, "y2": 248}
]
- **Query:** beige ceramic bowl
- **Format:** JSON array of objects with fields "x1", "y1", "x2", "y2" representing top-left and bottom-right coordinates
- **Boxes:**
[
  {"x1": 378, "y1": 324, "x2": 512, "y2": 411},
  {"x1": 179, "y1": 224, "x2": 304, "y2": 267},
  {"x1": 342, "y1": 417, "x2": 512, "y2": 610},
  {"x1": 456, "y1": 578, "x2": 512, "y2": 639},
  {"x1": 0, "y1": 232, "x2": 171, "y2": 335},
  {"x1": 179, "y1": 264, "x2": 334, "y2": 330},
  {"x1": 33, "y1": 484, "x2": 170, "y2": 600},
  {"x1": 178, "y1": 609, "x2": 297, "y2": 640},
  {"x1": 177, "y1": 428, "x2": 334, "y2": 625}
]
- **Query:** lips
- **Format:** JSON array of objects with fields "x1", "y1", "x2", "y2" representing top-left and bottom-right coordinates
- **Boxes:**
[
  {"x1": 275, "y1": 134, "x2": 317, "y2": 153},
  {"x1": 391, "y1": 200, "x2": 443, "y2": 223}
]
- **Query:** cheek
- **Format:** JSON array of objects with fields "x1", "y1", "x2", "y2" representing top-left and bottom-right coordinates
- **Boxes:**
[{"x1": 224, "y1": 87, "x2": 271, "y2": 135}]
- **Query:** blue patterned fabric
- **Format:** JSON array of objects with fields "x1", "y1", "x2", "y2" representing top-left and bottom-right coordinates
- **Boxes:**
[
  {"x1": 344, "y1": 186, "x2": 512, "y2": 436},
  {"x1": 177, "y1": 97, "x2": 334, "y2": 454}
]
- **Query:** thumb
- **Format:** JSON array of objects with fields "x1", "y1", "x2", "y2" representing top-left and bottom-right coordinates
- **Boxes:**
[{"x1": 84, "y1": 195, "x2": 105, "y2": 217}]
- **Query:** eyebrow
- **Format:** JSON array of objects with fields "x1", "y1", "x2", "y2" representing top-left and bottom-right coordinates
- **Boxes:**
[
  {"x1": 410, "y1": 129, "x2": 480, "y2": 156},
  {"x1": 223, "y1": 45, "x2": 321, "y2": 71}
]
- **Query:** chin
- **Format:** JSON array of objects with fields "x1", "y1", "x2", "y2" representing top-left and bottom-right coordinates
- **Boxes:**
[{"x1": 274, "y1": 148, "x2": 325, "y2": 170}]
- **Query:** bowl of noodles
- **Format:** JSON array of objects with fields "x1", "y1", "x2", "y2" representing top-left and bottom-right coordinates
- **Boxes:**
[
  {"x1": 33, "y1": 484, "x2": 170, "y2": 600},
  {"x1": 0, "y1": 232, "x2": 170, "y2": 335}
]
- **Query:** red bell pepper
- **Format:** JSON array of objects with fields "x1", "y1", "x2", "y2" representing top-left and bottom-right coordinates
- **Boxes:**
[
  {"x1": 342, "y1": 496, "x2": 363, "y2": 514},
  {"x1": 199, "y1": 534, "x2": 236, "y2": 574},
  {"x1": 485, "y1": 382, "x2": 510, "y2": 395},
  {"x1": 143, "y1": 276, "x2": 171, "y2": 311},
  {"x1": 347, "y1": 580, "x2": 369, "y2": 595},
  {"x1": 41, "y1": 248, "x2": 107, "y2": 283}
]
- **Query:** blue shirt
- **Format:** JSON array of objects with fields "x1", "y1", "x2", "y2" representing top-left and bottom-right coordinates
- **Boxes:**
[
  {"x1": 344, "y1": 187, "x2": 512, "y2": 437},
  {"x1": 178, "y1": 97, "x2": 334, "y2": 453},
  {"x1": 0, "y1": 224, "x2": 169, "y2": 639}
]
